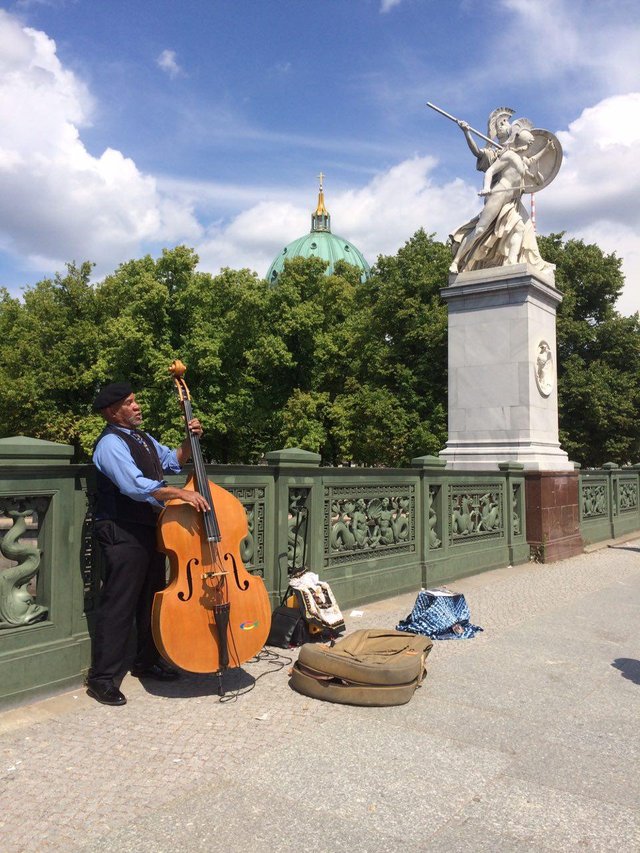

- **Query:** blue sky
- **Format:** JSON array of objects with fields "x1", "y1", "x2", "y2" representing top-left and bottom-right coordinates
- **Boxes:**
[{"x1": 0, "y1": 0, "x2": 639, "y2": 313}]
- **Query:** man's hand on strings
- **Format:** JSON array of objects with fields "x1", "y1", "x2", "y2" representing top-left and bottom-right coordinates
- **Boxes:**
[
  {"x1": 178, "y1": 489, "x2": 211, "y2": 512},
  {"x1": 187, "y1": 418, "x2": 203, "y2": 438}
]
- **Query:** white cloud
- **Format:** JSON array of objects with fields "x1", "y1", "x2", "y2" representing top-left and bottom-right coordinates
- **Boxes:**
[
  {"x1": 193, "y1": 157, "x2": 479, "y2": 279},
  {"x1": 0, "y1": 10, "x2": 637, "y2": 317},
  {"x1": 498, "y1": 0, "x2": 640, "y2": 94},
  {"x1": 192, "y1": 94, "x2": 640, "y2": 316},
  {"x1": 0, "y1": 11, "x2": 200, "y2": 276},
  {"x1": 380, "y1": 0, "x2": 403, "y2": 12},
  {"x1": 156, "y1": 49, "x2": 184, "y2": 79},
  {"x1": 540, "y1": 93, "x2": 640, "y2": 315}
]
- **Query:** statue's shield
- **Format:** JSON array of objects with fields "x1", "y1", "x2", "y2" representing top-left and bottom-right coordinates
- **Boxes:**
[{"x1": 522, "y1": 129, "x2": 563, "y2": 193}]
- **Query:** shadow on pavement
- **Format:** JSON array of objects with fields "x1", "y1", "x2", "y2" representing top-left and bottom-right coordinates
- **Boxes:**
[
  {"x1": 608, "y1": 545, "x2": 640, "y2": 553},
  {"x1": 611, "y1": 658, "x2": 640, "y2": 685},
  {"x1": 135, "y1": 667, "x2": 256, "y2": 698}
]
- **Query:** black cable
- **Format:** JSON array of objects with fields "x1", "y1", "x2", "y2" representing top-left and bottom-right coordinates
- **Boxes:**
[{"x1": 217, "y1": 647, "x2": 294, "y2": 703}]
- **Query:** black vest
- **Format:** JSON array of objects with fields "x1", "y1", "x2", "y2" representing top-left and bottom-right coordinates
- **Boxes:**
[{"x1": 94, "y1": 426, "x2": 164, "y2": 527}]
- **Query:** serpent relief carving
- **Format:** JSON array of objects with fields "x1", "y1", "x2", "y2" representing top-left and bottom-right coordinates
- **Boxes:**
[
  {"x1": 0, "y1": 507, "x2": 47, "y2": 628},
  {"x1": 451, "y1": 490, "x2": 502, "y2": 539}
]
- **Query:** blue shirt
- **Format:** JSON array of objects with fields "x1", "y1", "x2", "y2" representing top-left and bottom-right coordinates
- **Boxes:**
[{"x1": 93, "y1": 427, "x2": 182, "y2": 509}]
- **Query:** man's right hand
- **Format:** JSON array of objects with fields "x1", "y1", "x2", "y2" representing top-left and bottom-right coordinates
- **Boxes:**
[
  {"x1": 151, "y1": 484, "x2": 210, "y2": 512},
  {"x1": 177, "y1": 488, "x2": 210, "y2": 513}
]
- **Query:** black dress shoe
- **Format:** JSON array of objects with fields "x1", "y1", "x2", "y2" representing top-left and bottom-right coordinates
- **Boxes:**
[
  {"x1": 130, "y1": 662, "x2": 180, "y2": 681},
  {"x1": 86, "y1": 679, "x2": 127, "y2": 706}
]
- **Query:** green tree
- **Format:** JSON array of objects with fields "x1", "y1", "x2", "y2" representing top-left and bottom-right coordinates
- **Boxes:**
[
  {"x1": 0, "y1": 262, "x2": 101, "y2": 456},
  {"x1": 539, "y1": 234, "x2": 640, "y2": 466},
  {"x1": 94, "y1": 249, "x2": 276, "y2": 464},
  {"x1": 335, "y1": 229, "x2": 450, "y2": 465},
  {"x1": 258, "y1": 256, "x2": 362, "y2": 461},
  {"x1": 2, "y1": 234, "x2": 637, "y2": 469}
]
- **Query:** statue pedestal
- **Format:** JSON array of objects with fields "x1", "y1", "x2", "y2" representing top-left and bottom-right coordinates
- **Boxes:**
[
  {"x1": 525, "y1": 470, "x2": 583, "y2": 561},
  {"x1": 439, "y1": 263, "x2": 573, "y2": 472}
]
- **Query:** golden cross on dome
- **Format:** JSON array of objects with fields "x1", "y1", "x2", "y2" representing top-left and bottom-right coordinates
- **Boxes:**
[{"x1": 317, "y1": 171, "x2": 325, "y2": 190}]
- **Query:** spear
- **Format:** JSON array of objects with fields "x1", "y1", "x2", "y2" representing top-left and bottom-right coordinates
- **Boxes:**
[{"x1": 426, "y1": 101, "x2": 504, "y2": 150}]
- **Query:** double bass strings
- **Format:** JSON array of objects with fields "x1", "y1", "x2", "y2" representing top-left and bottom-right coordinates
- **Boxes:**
[
  {"x1": 181, "y1": 377, "x2": 245, "y2": 672},
  {"x1": 181, "y1": 392, "x2": 220, "y2": 543}
]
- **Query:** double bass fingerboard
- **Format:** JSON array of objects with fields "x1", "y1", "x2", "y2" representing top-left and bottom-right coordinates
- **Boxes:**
[{"x1": 181, "y1": 395, "x2": 221, "y2": 544}]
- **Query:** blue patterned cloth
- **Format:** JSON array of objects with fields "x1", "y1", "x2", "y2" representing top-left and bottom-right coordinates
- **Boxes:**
[{"x1": 396, "y1": 589, "x2": 483, "y2": 640}]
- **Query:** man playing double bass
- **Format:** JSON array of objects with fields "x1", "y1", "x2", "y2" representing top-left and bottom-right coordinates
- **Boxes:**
[{"x1": 88, "y1": 381, "x2": 209, "y2": 706}]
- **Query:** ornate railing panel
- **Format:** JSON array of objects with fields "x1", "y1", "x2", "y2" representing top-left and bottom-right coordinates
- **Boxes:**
[
  {"x1": 4, "y1": 436, "x2": 636, "y2": 709},
  {"x1": 618, "y1": 478, "x2": 638, "y2": 514},
  {"x1": 581, "y1": 482, "x2": 607, "y2": 518},
  {"x1": 448, "y1": 483, "x2": 504, "y2": 544},
  {"x1": 324, "y1": 485, "x2": 415, "y2": 566}
]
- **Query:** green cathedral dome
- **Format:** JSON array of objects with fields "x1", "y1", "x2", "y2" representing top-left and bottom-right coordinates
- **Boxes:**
[{"x1": 266, "y1": 176, "x2": 370, "y2": 285}]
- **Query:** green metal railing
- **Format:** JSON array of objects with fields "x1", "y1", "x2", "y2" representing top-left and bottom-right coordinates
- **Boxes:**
[
  {"x1": 578, "y1": 462, "x2": 640, "y2": 545},
  {"x1": 1, "y1": 435, "x2": 638, "y2": 708}
]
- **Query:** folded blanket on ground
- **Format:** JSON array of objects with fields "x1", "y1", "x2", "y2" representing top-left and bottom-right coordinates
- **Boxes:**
[{"x1": 396, "y1": 587, "x2": 483, "y2": 640}]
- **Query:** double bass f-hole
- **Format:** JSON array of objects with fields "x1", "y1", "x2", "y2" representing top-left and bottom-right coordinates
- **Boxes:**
[
  {"x1": 224, "y1": 552, "x2": 250, "y2": 591},
  {"x1": 177, "y1": 558, "x2": 198, "y2": 602}
]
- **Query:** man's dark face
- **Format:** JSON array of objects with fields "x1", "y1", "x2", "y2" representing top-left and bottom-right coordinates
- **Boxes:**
[{"x1": 105, "y1": 393, "x2": 143, "y2": 429}]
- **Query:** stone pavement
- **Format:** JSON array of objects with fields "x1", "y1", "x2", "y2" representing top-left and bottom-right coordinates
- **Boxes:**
[{"x1": 1, "y1": 538, "x2": 639, "y2": 853}]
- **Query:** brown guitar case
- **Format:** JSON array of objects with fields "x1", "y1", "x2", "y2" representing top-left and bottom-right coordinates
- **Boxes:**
[{"x1": 289, "y1": 628, "x2": 432, "y2": 706}]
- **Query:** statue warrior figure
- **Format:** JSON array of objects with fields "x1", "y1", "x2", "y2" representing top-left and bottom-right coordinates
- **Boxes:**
[{"x1": 427, "y1": 103, "x2": 562, "y2": 275}]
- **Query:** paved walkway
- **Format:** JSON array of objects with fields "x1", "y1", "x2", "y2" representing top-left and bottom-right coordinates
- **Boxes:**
[{"x1": 1, "y1": 538, "x2": 639, "y2": 852}]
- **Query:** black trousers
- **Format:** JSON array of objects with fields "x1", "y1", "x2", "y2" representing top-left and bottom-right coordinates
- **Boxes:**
[{"x1": 90, "y1": 519, "x2": 166, "y2": 684}]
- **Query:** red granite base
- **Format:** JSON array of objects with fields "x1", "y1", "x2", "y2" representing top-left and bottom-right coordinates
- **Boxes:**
[{"x1": 525, "y1": 471, "x2": 583, "y2": 562}]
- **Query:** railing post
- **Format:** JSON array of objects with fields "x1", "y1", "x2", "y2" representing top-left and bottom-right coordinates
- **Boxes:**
[
  {"x1": 602, "y1": 462, "x2": 617, "y2": 539},
  {"x1": 411, "y1": 455, "x2": 446, "y2": 586},
  {"x1": 264, "y1": 447, "x2": 321, "y2": 603},
  {"x1": 498, "y1": 461, "x2": 528, "y2": 564},
  {"x1": 0, "y1": 436, "x2": 88, "y2": 708},
  {"x1": 633, "y1": 463, "x2": 640, "y2": 532}
]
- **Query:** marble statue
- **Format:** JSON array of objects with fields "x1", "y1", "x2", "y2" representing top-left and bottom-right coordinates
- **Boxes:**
[
  {"x1": 427, "y1": 103, "x2": 562, "y2": 275},
  {"x1": 459, "y1": 106, "x2": 514, "y2": 173}
]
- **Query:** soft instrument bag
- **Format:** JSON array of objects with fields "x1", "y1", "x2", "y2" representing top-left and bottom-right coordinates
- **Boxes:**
[{"x1": 290, "y1": 628, "x2": 432, "y2": 706}]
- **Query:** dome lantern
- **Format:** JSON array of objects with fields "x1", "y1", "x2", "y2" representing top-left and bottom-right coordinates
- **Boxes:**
[
  {"x1": 311, "y1": 172, "x2": 331, "y2": 233},
  {"x1": 266, "y1": 175, "x2": 370, "y2": 285}
]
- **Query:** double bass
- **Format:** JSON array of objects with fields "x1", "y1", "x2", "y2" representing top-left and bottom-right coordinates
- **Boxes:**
[{"x1": 151, "y1": 360, "x2": 271, "y2": 675}]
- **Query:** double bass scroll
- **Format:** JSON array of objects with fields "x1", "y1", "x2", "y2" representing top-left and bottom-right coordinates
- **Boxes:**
[{"x1": 151, "y1": 360, "x2": 272, "y2": 674}]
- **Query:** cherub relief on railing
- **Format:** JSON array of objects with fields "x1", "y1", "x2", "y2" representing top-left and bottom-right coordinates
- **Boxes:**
[
  {"x1": 619, "y1": 482, "x2": 638, "y2": 512},
  {"x1": 582, "y1": 485, "x2": 606, "y2": 517},
  {"x1": 350, "y1": 499, "x2": 370, "y2": 549},
  {"x1": 330, "y1": 495, "x2": 410, "y2": 552},
  {"x1": 369, "y1": 497, "x2": 396, "y2": 545},
  {"x1": 0, "y1": 503, "x2": 48, "y2": 629}
]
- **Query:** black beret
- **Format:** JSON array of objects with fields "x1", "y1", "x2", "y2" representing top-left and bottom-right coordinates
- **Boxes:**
[{"x1": 93, "y1": 381, "x2": 133, "y2": 411}]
